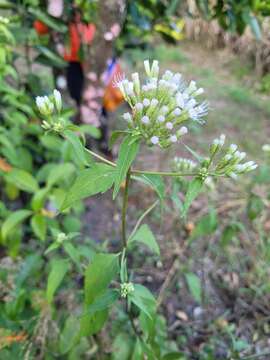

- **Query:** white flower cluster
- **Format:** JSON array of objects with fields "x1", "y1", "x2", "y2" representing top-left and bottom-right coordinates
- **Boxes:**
[
  {"x1": 116, "y1": 60, "x2": 208, "y2": 148},
  {"x1": 36, "y1": 90, "x2": 64, "y2": 132},
  {"x1": 172, "y1": 157, "x2": 197, "y2": 172},
  {"x1": 210, "y1": 135, "x2": 257, "y2": 179},
  {"x1": 36, "y1": 89, "x2": 62, "y2": 116},
  {"x1": 120, "y1": 282, "x2": 134, "y2": 298}
]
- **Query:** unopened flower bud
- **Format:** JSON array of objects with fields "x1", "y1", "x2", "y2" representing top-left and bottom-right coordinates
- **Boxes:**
[
  {"x1": 53, "y1": 89, "x2": 62, "y2": 112},
  {"x1": 131, "y1": 72, "x2": 140, "y2": 94}
]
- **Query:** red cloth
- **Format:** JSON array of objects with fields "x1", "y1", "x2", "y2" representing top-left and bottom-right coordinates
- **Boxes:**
[
  {"x1": 34, "y1": 20, "x2": 49, "y2": 35},
  {"x1": 34, "y1": 20, "x2": 96, "y2": 62}
]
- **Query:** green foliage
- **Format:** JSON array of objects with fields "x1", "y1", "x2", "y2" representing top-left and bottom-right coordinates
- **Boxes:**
[
  {"x1": 185, "y1": 272, "x2": 202, "y2": 303},
  {"x1": 46, "y1": 259, "x2": 70, "y2": 303},
  {"x1": 113, "y1": 134, "x2": 140, "y2": 198},
  {"x1": 128, "y1": 223, "x2": 160, "y2": 255},
  {"x1": 61, "y1": 163, "x2": 115, "y2": 210},
  {"x1": 81, "y1": 253, "x2": 119, "y2": 336}
]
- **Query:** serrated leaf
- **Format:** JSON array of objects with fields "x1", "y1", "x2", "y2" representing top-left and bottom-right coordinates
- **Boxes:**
[
  {"x1": 185, "y1": 272, "x2": 202, "y2": 303},
  {"x1": 128, "y1": 224, "x2": 160, "y2": 255},
  {"x1": 5, "y1": 168, "x2": 39, "y2": 193},
  {"x1": 61, "y1": 163, "x2": 115, "y2": 210},
  {"x1": 31, "y1": 214, "x2": 47, "y2": 241},
  {"x1": 80, "y1": 253, "x2": 119, "y2": 336},
  {"x1": 46, "y1": 259, "x2": 70, "y2": 303},
  {"x1": 1, "y1": 209, "x2": 32, "y2": 242},
  {"x1": 113, "y1": 135, "x2": 140, "y2": 199},
  {"x1": 182, "y1": 178, "x2": 204, "y2": 217}
]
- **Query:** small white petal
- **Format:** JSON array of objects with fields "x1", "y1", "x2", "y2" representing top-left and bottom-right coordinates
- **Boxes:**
[
  {"x1": 173, "y1": 108, "x2": 181, "y2": 116},
  {"x1": 157, "y1": 115, "x2": 165, "y2": 123},
  {"x1": 178, "y1": 126, "x2": 188, "y2": 136},
  {"x1": 143, "y1": 98, "x2": 150, "y2": 107},
  {"x1": 135, "y1": 103, "x2": 143, "y2": 111},
  {"x1": 150, "y1": 136, "x2": 159, "y2": 145},
  {"x1": 170, "y1": 135, "x2": 177, "y2": 143},
  {"x1": 141, "y1": 116, "x2": 150, "y2": 124},
  {"x1": 166, "y1": 122, "x2": 173, "y2": 130}
]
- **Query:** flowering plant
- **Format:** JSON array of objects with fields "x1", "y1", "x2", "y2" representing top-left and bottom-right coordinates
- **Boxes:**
[{"x1": 35, "y1": 60, "x2": 258, "y2": 358}]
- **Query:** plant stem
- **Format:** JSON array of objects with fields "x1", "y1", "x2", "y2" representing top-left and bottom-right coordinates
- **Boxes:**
[
  {"x1": 121, "y1": 168, "x2": 131, "y2": 249},
  {"x1": 86, "y1": 148, "x2": 209, "y2": 177},
  {"x1": 120, "y1": 169, "x2": 143, "y2": 340},
  {"x1": 85, "y1": 148, "x2": 116, "y2": 167},
  {"x1": 128, "y1": 199, "x2": 159, "y2": 241}
]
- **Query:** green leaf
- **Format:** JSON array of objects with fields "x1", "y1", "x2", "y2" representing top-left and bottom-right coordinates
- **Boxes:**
[
  {"x1": 109, "y1": 130, "x2": 129, "y2": 149},
  {"x1": 59, "y1": 315, "x2": 80, "y2": 354},
  {"x1": 61, "y1": 163, "x2": 115, "y2": 210},
  {"x1": 31, "y1": 214, "x2": 47, "y2": 241},
  {"x1": 85, "y1": 289, "x2": 119, "y2": 315},
  {"x1": 45, "y1": 242, "x2": 61, "y2": 255},
  {"x1": 35, "y1": 47, "x2": 67, "y2": 68},
  {"x1": 5, "y1": 169, "x2": 39, "y2": 193},
  {"x1": 79, "y1": 124, "x2": 101, "y2": 139},
  {"x1": 47, "y1": 163, "x2": 75, "y2": 187},
  {"x1": 64, "y1": 130, "x2": 89, "y2": 167},
  {"x1": 129, "y1": 284, "x2": 156, "y2": 319},
  {"x1": 80, "y1": 253, "x2": 119, "y2": 336},
  {"x1": 182, "y1": 178, "x2": 204, "y2": 217},
  {"x1": 133, "y1": 174, "x2": 165, "y2": 200},
  {"x1": 28, "y1": 7, "x2": 67, "y2": 33},
  {"x1": 247, "y1": 193, "x2": 264, "y2": 220},
  {"x1": 185, "y1": 272, "x2": 202, "y2": 303},
  {"x1": 220, "y1": 222, "x2": 243, "y2": 248},
  {"x1": 31, "y1": 187, "x2": 50, "y2": 212},
  {"x1": 189, "y1": 209, "x2": 217, "y2": 241},
  {"x1": 128, "y1": 224, "x2": 160, "y2": 255},
  {"x1": 1, "y1": 209, "x2": 32, "y2": 242},
  {"x1": 113, "y1": 135, "x2": 140, "y2": 199},
  {"x1": 63, "y1": 242, "x2": 81, "y2": 270},
  {"x1": 46, "y1": 259, "x2": 70, "y2": 303}
]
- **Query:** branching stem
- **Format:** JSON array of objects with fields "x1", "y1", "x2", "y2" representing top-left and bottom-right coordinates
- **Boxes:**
[{"x1": 85, "y1": 148, "x2": 217, "y2": 177}]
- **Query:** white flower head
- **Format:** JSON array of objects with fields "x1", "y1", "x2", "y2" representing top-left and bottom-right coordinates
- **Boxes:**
[
  {"x1": 141, "y1": 116, "x2": 150, "y2": 124},
  {"x1": 170, "y1": 135, "x2": 177, "y2": 143},
  {"x1": 123, "y1": 113, "x2": 132, "y2": 122},
  {"x1": 177, "y1": 126, "x2": 188, "y2": 136},
  {"x1": 143, "y1": 98, "x2": 150, "y2": 107},
  {"x1": 118, "y1": 60, "x2": 208, "y2": 148},
  {"x1": 166, "y1": 122, "x2": 173, "y2": 130},
  {"x1": 150, "y1": 136, "x2": 159, "y2": 145},
  {"x1": 157, "y1": 115, "x2": 165, "y2": 123}
]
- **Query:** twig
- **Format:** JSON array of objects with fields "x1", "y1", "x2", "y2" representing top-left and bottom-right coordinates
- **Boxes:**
[
  {"x1": 128, "y1": 199, "x2": 159, "y2": 241},
  {"x1": 157, "y1": 257, "x2": 180, "y2": 309}
]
